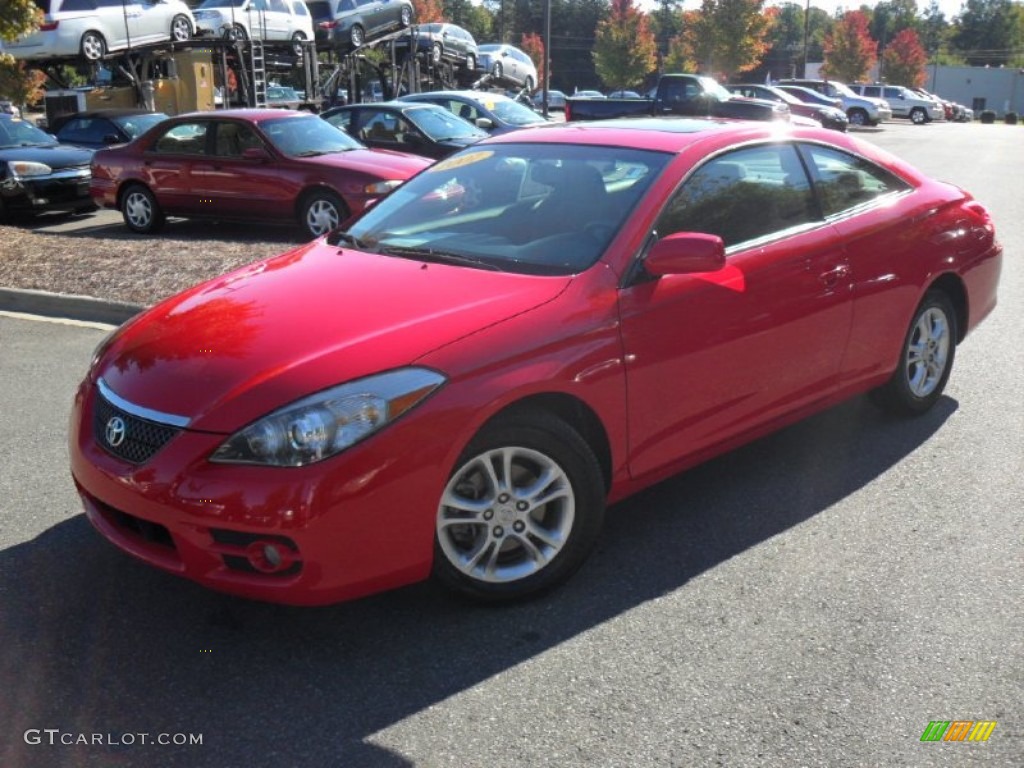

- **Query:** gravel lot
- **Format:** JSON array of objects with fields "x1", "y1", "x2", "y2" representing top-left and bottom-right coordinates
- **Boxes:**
[{"x1": 0, "y1": 217, "x2": 301, "y2": 307}]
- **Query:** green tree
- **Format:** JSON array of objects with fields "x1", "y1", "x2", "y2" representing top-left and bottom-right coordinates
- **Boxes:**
[
  {"x1": 882, "y1": 27, "x2": 928, "y2": 85},
  {"x1": 711, "y1": 0, "x2": 773, "y2": 79},
  {"x1": 822, "y1": 10, "x2": 877, "y2": 81},
  {"x1": 953, "y1": 0, "x2": 1023, "y2": 65},
  {"x1": 593, "y1": 0, "x2": 657, "y2": 90},
  {"x1": 1, "y1": 0, "x2": 44, "y2": 105}
]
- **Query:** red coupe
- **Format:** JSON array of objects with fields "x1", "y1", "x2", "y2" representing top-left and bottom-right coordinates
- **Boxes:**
[
  {"x1": 89, "y1": 109, "x2": 432, "y2": 239},
  {"x1": 71, "y1": 119, "x2": 1002, "y2": 605}
]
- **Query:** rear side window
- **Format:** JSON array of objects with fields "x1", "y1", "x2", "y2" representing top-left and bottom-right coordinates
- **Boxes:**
[
  {"x1": 152, "y1": 122, "x2": 209, "y2": 155},
  {"x1": 58, "y1": 0, "x2": 97, "y2": 11},
  {"x1": 57, "y1": 117, "x2": 115, "y2": 144},
  {"x1": 799, "y1": 144, "x2": 911, "y2": 218},
  {"x1": 292, "y1": 1, "x2": 308, "y2": 15},
  {"x1": 655, "y1": 144, "x2": 818, "y2": 250}
]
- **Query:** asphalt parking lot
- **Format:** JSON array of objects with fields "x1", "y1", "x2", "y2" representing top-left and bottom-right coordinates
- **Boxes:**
[{"x1": 0, "y1": 119, "x2": 1021, "y2": 767}]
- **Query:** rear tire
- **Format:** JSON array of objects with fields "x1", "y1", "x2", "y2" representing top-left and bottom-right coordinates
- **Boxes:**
[
  {"x1": 847, "y1": 108, "x2": 868, "y2": 126},
  {"x1": 433, "y1": 411, "x2": 605, "y2": 601},
  {"x1": 910, "y1": 107, "x2": 927, "y2": 125},
  {"x1": 871, "y1": 290, "x2": 957, "y2": 416},
  {"x1": 350, "y1": 25, "x2": 364, "y2": 48},
  {"x1": 80, "y1": 31, "x2": 106, "y2": 61}
]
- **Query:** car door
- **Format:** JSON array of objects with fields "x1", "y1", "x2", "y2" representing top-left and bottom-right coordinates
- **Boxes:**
[
  {"x1": 94, "y1": 0, "x2": 138, "y2": 48},
  {"x1": 143, "y1": 120, "x2": 211, "y2": 215},
  {"x1": 796, "y1": 142, "x2": 921, "y2": 388},
  {"x1": 130, "y1": 0, "x2": 167, "y2": 42},
  {"x1": 618, "y1": 143, "x2": 854, "y2": 478},
  {"x1": 188, "y1": 120, "x2": 285, "y2": 219}
]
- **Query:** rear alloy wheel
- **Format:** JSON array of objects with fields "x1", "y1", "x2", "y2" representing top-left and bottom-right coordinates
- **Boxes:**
[
  {"x1": 872, "y1": 290, "x2": 957, "y2": 416},
  {"x1": 170, "y1": 14, "x2": 192, "y2": 42},
  {"x1": 492, "y1": 62, "x2": 503, "y2": 80},
  {"x1": 847, "y1": 108, "x2": 868, "y2": 126},
  {"x1": 80, "y1": 31, "x2": 106, "y2": 61},
  {"x1": 291, "y1": 31, "x2": 306, "y2": 56},
  {"x1": 349, "y1": 25, "x2": 364, "y2": 48},
  {"x1": 524, "y1": 76, "x2": 534, "y2": 92},
  {"x1": 399, "y1": 5, "x2": 412, "y2": 26},
  {"x1": 910, "y1": 107, "x2": 927, "y2": 125},
  {"x1": 121, "y1": 185, "x2": 165, "y2": 234},
  {"x1": 300, "y1": 190, "x2": 346, "y2": 238},
  {"x1": 430, "y1": 42, "x2": 442, "y2": 65},
  {"x1": 434, "y1": 412, "x2": 605, "y2": 601}
]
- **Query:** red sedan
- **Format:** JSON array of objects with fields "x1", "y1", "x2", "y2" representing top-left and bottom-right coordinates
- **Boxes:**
[
  {"x1": 70, "y1": 119, "x2": 1002, "y2": 605},
  {"x1": 90, "y1": 109, "x2": 432, "y2": 239}
]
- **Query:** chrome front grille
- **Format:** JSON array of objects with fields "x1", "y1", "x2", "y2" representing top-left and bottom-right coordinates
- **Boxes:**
[{"x1": 93, "y1": 386, "x2": 183, "y2": 464}]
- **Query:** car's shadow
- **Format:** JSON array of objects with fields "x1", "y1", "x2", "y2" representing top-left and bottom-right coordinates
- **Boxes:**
[{"x1": 0, "y1": 395, "x2": 956, "y2": 767}]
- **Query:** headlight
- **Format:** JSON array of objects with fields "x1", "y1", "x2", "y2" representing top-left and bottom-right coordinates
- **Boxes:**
[
  {"x1": 210, "y1": 367, "x2": 446, "y2": 466},
  {"x1": 9, "y1": 160, "x2": 52, "y2": 178},
  {"x1": 364, "y1": 180, "x2": 402, "y2": 195}
]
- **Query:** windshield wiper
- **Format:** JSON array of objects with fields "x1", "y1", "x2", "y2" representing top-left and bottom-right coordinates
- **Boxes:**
[
  {"x1": 378, "y1": 245, "x2": 502, "y2": 271},
  {"x1": 327, "y1": 231, "x2": 374, "y2": 250}
]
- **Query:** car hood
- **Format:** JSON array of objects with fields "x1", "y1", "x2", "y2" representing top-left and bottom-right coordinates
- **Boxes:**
[
  {"x1": 98, "y1": 241, "x2": 571, "y2": 432},
  {"x1": 1, "y1": 144, "x2": 93, "y2": 168},
  {"x1": 293, "y1": 147, "x2": 431, "y2": 177}
]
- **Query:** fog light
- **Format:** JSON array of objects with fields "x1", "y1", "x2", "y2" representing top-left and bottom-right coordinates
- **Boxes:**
[{"x1": 245, "y1": 540, "x2": 295, "y2": 573}]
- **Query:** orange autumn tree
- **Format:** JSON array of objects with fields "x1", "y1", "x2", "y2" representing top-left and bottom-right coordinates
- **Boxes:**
[
  {"x1": 411, "y1": 0, "x2": 443, "y2": 24},
  {"x1": 822, "y1": 10, "x2": 877, "y2": 82},
  {"x1": 520, "y1": 32, "x2": 546, "y2": 90},
  {"x1": 882, "y1": 27, "x2": 928, "y2": 87}
]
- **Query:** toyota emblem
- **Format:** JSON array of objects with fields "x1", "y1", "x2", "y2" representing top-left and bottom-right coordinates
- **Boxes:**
[{"x1": 105, "y1": 416, "x2": 127, "y2": 447}]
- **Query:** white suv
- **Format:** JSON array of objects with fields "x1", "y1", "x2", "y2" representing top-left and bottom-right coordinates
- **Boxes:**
[
  {"x1": 3, "y1": 0, "x2": 194, "y2": 61},
  {"x1": 849, "y1": 83, "x2": 944, "y2": 124},
  {"x1": 193, "y1": 0, "x2": 315, "y2": 44}
]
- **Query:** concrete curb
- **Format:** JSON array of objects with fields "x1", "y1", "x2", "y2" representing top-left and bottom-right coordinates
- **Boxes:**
[{"x1": 0, "y1": 287, "x2": 144, "y2": 326}]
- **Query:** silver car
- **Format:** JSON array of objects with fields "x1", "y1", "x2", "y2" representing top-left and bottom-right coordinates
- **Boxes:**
[
  {"x1": 4, "y1": 0, "x2": 194, "y2": 61},
  {"x1": 193, "y1": 0, "x2": 315, "y2": 43},
  {"x1": 477, "y1": 43, "x2": 537, "y2": 91}
]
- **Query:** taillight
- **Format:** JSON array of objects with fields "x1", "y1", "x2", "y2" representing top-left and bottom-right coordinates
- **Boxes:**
[
  {"x1": 963, "y1": 200, "x2": 995, "y2": 233},
  {"x1": 40, "y1": 19, "x2": 59, "y2": 31},
  {"x1": 564, "y1": 101, "x2": 572, "y2": 121},
  {"x1": 318, "y1": 20, "x2": 336, "y2": 29}
]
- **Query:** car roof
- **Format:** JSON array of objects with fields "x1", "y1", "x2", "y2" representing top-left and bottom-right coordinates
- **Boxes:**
[
  {"x1": 173, "y1": 108, "x2": 313, "y2": 121},
  {"x1": 479, "y1": 117, "x2": 844, "y2": 155},
  {"x1": 404, "y1": 90, "x2": 515, "y2": 103}
]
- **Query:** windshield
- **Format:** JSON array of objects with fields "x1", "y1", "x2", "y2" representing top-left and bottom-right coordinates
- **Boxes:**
[
  {"x1": 261, "y1": 114, "x2": 362, "y2": 156},
  {"x1": 699, "y1": 76, "x2": 733, "y2": 101},
  {"x1": 481, "y1": 96, "x2": 546, "y2": 126},
  {"x1": 407, "y1": 106, "x2": 487, "y2": 140},
  {"x1": 830, "y1": 82, "x2": 857, "y2": 98},
  {"x1": 342, "y1": 143, "x2": 670, "y2": 276},
  {"x1": 0, "y1": 118, "x2": 58, "y2": 149},
  {"x1": 113, "y1": 112, "x2": 167, "y2": 138}
]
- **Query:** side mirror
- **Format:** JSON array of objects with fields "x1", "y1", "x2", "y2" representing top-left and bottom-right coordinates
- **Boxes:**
[
  {"x1": 645, "y1": 232, "x2": 725, "y2": 275},
  {"x1": 241, "y1": 146, "x2": 269, "y2": 160},
  {"x1": 102, "y1": 133, "x2": 121, "y2": 144},
  {"x1": 474, "y1": 117, "x2": 494, "y2": 130}
]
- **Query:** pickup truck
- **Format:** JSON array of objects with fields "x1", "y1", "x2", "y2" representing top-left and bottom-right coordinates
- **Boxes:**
[{"x1": 564, "y1": 74, "x2": 790, "y2": 123}]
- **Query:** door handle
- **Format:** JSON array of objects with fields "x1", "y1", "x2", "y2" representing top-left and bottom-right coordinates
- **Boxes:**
[{"x1": 819, "y1": 264, "x2": 850, "y2": 287}]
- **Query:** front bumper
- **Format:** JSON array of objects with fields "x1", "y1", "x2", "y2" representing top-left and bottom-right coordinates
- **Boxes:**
[
  {"x1": 1, "y1": 167, "x2": 93, "y2": 214},
  {"x1": 69, "y1": 377, "x2": 455, "y2": 605}
]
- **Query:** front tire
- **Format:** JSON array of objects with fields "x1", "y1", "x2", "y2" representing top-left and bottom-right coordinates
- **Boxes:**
[
  {"x1": 224, "y1": 24, "x2": 247, "y2": 42},
  {"x1": 300, "y1": 189, "x2": 347, "y2": 238},
  {"x1": 847, "y1": 107, "x2": 868, "y2": 126},
  {"x1": 464, "y1": 53, "x2": 476, "y2": 73},
  {"x1": 872, "y1": 290, "x2": 957, "y2": 416},
  {"x1": 120, "y1": 184, "x2": 164, "y2": 234},
  {"x1": 170, "y1": 14, "x2": 192, "y2": 42},
  {"x1": 433, "y1": 412, "x2": 605, "y2": 601}
]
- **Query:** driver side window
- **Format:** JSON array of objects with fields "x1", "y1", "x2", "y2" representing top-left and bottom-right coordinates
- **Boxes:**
[{"x1": 655, "y1": 144, "x2": 818, "y2": 249}]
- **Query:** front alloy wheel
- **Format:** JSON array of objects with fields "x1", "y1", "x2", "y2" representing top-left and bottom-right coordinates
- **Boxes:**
[
  {"x1": 910, "y1": 107, "x2": 927, "y2": 125},
  {"x1": 80, "y1": 31, "x2": 106, "y2": 61},
  {"x1": 872, "y1": 290, "x2": 957, "y2": 416},
  {"x1": 121, "y1": 185, "x2": 164, "y2": 234},
  {"x1": 434, "y1": 413, "x2": 605, "y2": 601},
  {"x1": 301, "y1": 190, "x2": 346, "y2": 238},
  {"x1": 170, "y1": 14, "x2": 192, "y2": 42},
  {"x1": 848, "y1": 108, "x2": 868, "y2": 126}
]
